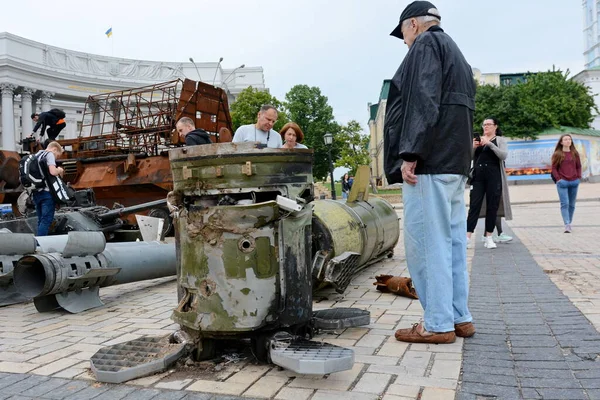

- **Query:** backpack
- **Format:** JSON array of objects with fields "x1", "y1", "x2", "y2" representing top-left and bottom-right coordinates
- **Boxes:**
[
  {"x1": 19, "y1": 152, "x2": 48, "y2": 191},
  {"x1": 46, "y1": 174, "x2": 74, "y2": 205},
  {"x1": 49, "y1": 108, "x2": 66, "y2": 120}
]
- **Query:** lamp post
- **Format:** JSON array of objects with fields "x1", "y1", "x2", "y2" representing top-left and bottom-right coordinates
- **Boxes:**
[
  {"x1": 212, "y1": 57, "x2": 224, "y2": 86},
  {"x1": 188, "y1": 57, "x2": 202, "y2": 81},
  {"x1": 222, "y1": 64, "x2": 245, "y2": 86},
  {"x1": 324, "y1": 132, "x2": 336, "y2": 200}
]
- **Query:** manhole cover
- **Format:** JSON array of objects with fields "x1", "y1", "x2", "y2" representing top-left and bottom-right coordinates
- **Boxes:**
[
  {"x1": 312, "y1": 307, "x2": 370, "y2": 330},
  {"x1": 90, "y1": 335, "x2": 185, "y2": 384}
]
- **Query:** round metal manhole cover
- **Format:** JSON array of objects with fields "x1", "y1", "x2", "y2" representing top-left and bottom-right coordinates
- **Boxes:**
[{"x1": 312, "y1": 307, "x2": 370, "y2": 330}]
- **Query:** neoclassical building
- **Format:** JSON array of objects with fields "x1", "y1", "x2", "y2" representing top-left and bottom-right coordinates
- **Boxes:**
[{"x1": 0, "y1": 32, "x2": 266, "y2": 151}]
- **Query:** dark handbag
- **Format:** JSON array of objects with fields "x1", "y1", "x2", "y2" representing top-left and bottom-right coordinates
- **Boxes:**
[
  {"x1": 467, "y1": 167, "x2": 475, "y2": 185},
  {"x1": 467, "y1": 151, "x2": 481, "y2": 186}
]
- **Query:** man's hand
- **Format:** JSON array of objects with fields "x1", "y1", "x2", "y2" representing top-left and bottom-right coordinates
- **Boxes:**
[
  {"x1": 57, "y1": 167, "x2": 64, "y2": 177},
  {"x1": 401, "y1": 160, "x2": 418, "y2": 185}
]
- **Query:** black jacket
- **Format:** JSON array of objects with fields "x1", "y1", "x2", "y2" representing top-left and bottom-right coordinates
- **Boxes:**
[
  {"x1": 185, "y1": 129, "x2": 212, "y2": 146},
  {"x1": 33, "y1": 112, "x2": 59, "y2": 135},
  {"x1": 384, "y1": 26, "x2": 476, "y2": 184}
]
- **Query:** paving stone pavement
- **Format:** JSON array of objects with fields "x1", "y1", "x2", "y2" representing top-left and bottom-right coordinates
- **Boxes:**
[{"x1": 0, "y1": 182, "x2": 599, "y2": 400}]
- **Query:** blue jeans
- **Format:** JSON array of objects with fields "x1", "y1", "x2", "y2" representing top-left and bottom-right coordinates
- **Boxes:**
[
  {"x1": 403, "y1": 174, "x2": 472, "y2": 332},
  {"x1": 32, "y1": 190, "x2": 55, "y2": 236},
  {"x1": 556, "y1": 179, "x2": 579, "y2": 225}
]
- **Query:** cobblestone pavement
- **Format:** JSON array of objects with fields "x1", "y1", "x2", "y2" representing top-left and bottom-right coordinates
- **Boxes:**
[{"x1": 0, "y1": 183, "x2": 599, "y2": 399}]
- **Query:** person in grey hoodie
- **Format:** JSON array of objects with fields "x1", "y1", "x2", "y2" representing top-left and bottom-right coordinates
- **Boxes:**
[{"x1": 176, "y1": 117, "x2": 212, "y2": 146}]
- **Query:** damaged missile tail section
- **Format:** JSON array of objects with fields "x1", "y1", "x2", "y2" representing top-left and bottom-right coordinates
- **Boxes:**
[
  {"x1": 167, "y1": 143, "x2": 370, "y2": 374},
  {"x1": 169, "y1": 143, "x2": 314, "y2": 340}
]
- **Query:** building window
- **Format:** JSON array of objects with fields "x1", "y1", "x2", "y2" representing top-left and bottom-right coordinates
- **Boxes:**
[
  {"x1": 58, "y1": 135, "x2": 65, "y2": 141},
  {"x1": 77, "y1": 121, "x2": 83, "y2": 133},
  {"x1": 76, "y1": 110, "x2": 83, "y2": 114}
]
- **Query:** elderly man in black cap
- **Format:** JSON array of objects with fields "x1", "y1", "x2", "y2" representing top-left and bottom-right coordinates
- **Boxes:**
[{"x1": 384, "y1": 1, "x2": 476, "y2": 344}]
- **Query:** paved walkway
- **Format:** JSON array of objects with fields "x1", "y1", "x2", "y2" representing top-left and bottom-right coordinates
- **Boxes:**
[{"x1": 0, "y1": 183, "x2": 599, "y2": 399}]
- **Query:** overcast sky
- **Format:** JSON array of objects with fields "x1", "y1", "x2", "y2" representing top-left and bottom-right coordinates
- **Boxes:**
[{"x1": 3, "y1": 0, "x2": 584, "y2": 131}]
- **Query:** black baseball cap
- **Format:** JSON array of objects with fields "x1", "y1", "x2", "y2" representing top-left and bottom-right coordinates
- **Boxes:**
[{"x1": 390, "y1": 1, "x2": 441, "y2": 39}]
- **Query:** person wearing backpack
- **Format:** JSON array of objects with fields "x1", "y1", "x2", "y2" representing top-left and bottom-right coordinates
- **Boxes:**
[
  {"x1": 31, "y1": 109, "x2": 67, "y2": 147},
  {"x1": 32, "y1": 141, "x2": 65, "y2": 236}
]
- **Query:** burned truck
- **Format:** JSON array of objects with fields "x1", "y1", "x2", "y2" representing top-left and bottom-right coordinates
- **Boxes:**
[{"x1": 0, "y1": 79, "x2": 232, "y2": 232}]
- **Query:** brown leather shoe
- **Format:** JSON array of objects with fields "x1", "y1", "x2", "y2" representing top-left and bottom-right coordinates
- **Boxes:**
[
  {"x1": 395, "y1": 323, "x2": 456, "y2": 344},
  {"x1": 455, "y1": 322, "x2": 475, "y2": 338}
]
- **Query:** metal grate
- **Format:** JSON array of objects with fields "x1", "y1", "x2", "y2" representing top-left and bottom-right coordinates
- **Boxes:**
[
  {"x1": 90, "y1": 335, "x2": 185, "y2": 384},
  {"x1": 270, "y1": 338, "x2": 354, "y2": 375},
  {"x1": 312, "y1": 307, "x2": 371, "y2": 330},
  {"x1": 323, "y1": 252, "x2": 361, "y2": 293}
]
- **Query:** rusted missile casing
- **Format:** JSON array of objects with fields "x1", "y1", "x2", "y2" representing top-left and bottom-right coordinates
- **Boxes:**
[
  {"x1": 168, "y1": 143, "x2": 314, "y2": 336},
  {"x1": 312, "y1": 197, "x2": 400, "y2": 292}
]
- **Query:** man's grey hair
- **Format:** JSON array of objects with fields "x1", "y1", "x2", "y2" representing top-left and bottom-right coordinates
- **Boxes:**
[
  {"x1": 177, "y1": 117, "x2": 195, "y2": 127},
  {"x1": 259, "y1": 104, "x2": 278, "y2": 114},
  {"x1": 401, "y1": 13, "x2": 441, "y2": 30}
]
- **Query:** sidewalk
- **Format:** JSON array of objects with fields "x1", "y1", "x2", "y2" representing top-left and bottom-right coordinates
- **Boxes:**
[{"x1": 0, "y1": 182, "x2": 599, "y2": 399}]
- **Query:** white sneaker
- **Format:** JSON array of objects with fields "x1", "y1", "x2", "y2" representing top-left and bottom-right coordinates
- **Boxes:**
[
  {"x1": 496, "y1": 233, "x2": 513, "y2": 243},
  {"x1": 466, "y1": 237, "x2": 473, "y2": 249},
  {"x1": 484, "y1": 236, "x2": 497, "y2": 249}
]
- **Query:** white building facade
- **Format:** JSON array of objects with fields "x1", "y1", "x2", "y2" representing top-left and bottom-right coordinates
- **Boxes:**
[
  {"x1": 584, "y1": 0, "x2": 600, "y2": 69},
  {"x1": 575, "y1": 0, "x2": 600, "y2": 129},
  {"x1": 0, "y1": 32, "x2": 266, "y2": 151}
]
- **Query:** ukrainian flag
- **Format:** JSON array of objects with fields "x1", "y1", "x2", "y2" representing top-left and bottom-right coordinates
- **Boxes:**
[{"x1": 105, "y1": 27, "x2": 112, "y2": 38}]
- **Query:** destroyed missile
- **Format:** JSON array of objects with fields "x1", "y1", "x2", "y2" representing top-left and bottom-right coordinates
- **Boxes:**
[{"x1": 12, "y1": 231, "x2": 175, "y2": 313}]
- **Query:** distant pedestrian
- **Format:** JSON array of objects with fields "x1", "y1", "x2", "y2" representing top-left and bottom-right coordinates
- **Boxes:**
[
  {"x1": 473, "y1": 120, "x2": 513, "y2": 245},
  {"x1": 384, "y1": 1, "x2": 476, "y2": 344},
  {"x1": 341, "y1": 173, "x2": 351, "y2": 199},
  {"x1": 466, "y1": 118, "x2": 509, "y2": 249},
  {"x1": 280, "y1": 122, "x2": 308, "y2": 149},
  {"x1": 176, "y1": 117, "x2": 212, "y2": 146},
  {"x1": 551, "y1": 134, "x2": 582, "y2": 233}
]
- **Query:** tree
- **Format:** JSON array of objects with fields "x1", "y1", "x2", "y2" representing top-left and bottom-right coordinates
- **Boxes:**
[
  {"x1": 284, "y1": 85, "x2": 339, "y2": 180},
  {"x1": 335, "y1": 120, "x2": 370, "y2": 175},
  {"x1": 230, "y1": 87, "x2": 288, "y2": 132},
  {"x1": 475, "y1": 69, "x2": 597, "y2": 139}
]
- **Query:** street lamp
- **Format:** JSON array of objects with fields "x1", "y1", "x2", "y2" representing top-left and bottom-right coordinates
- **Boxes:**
[
  {"x1": 324, "y1": 132, "x2": 336, "y2": 200},
  {"x1": 222, "y1": 64, "x2": 245, "y2": 86},
  {"x1": 188, "y1": 57, "x2": 203, "y2": 81},
  {"x1": 212, "y1": 57, "x2": 224, "y2": 86}
]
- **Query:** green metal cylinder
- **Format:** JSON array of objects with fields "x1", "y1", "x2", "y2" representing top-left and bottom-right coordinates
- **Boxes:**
[
  {"x1": 169, "y1": 143, "x2": 314, "y2": 336},
  {"x1": 312, "y1": 197, "x2": 400, "y2": 290}
]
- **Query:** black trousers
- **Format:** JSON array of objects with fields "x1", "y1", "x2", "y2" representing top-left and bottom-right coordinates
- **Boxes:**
[
  {"x1": 467, "y1": 164, "x2": 502, "y2": 234},
  {"x1": 43, "y1": 123, "x2": 66, "y2": 147}
]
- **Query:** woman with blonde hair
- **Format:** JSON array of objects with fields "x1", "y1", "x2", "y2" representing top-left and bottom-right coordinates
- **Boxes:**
[
  {"x1": 280, "y1": 122, "x2": 308, "y2": 149},
  {"x1": 551, "y1": 134, "x2": 582, "y2": 233}
]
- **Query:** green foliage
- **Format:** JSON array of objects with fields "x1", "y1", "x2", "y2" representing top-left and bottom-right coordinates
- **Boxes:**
[
  {"x1": 475, "y1": 70, "x2": 598, "y2": 139},
  {"x1": 230, "y1": 87, "x2": 288, "y2": 132},
  {"x1": 335, "y1": 120, "x2": 370, "y2": 175},
  {"x1": 284, "y1": 85, "x2": 340, "y2": 180}
]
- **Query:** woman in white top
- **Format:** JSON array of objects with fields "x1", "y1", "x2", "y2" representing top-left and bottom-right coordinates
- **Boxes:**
[{"x1": 280, "y1": 122, "x2": 308, "y2": 149}]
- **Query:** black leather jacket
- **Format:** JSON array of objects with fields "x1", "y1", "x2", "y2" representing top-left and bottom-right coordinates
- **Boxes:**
[{"x1": 384, "y1": 25, "x2": 476, "y2": 184}]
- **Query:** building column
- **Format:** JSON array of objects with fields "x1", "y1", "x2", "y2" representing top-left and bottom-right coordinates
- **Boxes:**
[
  {"x1": 1, "y1": 83, "x2": 17, "y2": 151},
  {"x1": 89, "y1": 100, "x2": 103, "y2": 136},
  {"x1": 21, "y1": 88, "x2": 35, "y2": 139},
  {"x1": 40, "y1": 91, "x2": 54, "y2": 112}
]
